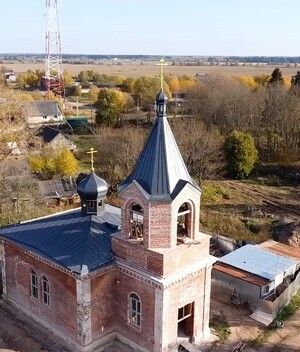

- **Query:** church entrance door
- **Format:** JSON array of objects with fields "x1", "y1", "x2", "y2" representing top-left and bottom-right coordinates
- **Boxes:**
[{"x1": 177, "y1": 302, "x2": 194, "y2": 338}]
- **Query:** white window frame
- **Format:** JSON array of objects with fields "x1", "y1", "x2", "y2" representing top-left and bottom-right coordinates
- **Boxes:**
[
  {"x1": 129, "y1": 293, "x2": 141, "y2": 328},
  {"x1": 31, "y1": 270, "x2": 38, "y2": 299},
  {"x1": 42, "y1": 276, "x2": 50, "y2": 305}
]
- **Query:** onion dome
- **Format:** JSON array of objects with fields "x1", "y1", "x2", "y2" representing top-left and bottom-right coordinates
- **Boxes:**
[
  {"x1": 156, "y1": 89, "x2": 168, "y2": 104},
  {"x1": 77, "y1": 172, "x2": 108, "y2": 201}
]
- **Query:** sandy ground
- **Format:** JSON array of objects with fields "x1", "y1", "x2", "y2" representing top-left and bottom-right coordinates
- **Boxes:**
[
  {"x1": 201, "y1": 299, "x2": 265, "y2": 352},
  {"x1": 204, "y1": 299, "x2": 300, "y2": 352},
  {"x1": 257, "y1": 306, "x2": 300, "y2": 352}
]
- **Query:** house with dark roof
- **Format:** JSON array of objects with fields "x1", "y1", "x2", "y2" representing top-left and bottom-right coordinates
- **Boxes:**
[
  {"x1": 212, "y1": 240, "x2": 300, "y2": 325},
  {"x1": 22, "y1": 101, "x2": 63, "y2": 125},
  {"x1": 36, "y1": 125, "x2": 76, "y2": 151},
  {"x1": 0, "y1": 88, "x2": 214, "y2": 352}
]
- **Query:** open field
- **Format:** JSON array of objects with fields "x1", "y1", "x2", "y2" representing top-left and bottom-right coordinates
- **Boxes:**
[
  {"x1": 4, "y1": 61, "x2": 300, "y2": 77},
  {"x1": 200, "y1": 179, "x2": 300, "y2": 242}
]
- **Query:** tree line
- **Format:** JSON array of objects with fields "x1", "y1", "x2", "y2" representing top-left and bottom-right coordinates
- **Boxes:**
[{"x1": 187, "y1": 68, "x2": 300, "y2": 163}]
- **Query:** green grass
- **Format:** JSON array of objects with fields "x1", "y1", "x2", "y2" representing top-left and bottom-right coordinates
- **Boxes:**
[
  {"x1": 201, "y1": 181, "x2": 231, "y2": 203},
  {"x1": 276, "y1": 288, "x2": 300, "y2": 321},
  {"x1": 209, "y1": 313, "x2": 231, "y2": 343},
  {"x1": 200, "y1": 211, "x2": 271, "y2": 241}
]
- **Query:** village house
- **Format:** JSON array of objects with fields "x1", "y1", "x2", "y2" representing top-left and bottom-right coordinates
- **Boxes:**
[
  {"x1": 0, "y1": 89, "x2": 214, "y2": 352},
  {"x1": 36, "y1": 125, "x2": 77, "y2": 151},
  {"x1": 22, "y1": 100, "x2": 63, "y2": 125},
  {"x1": 212, "y1": 240, "x2": 300, "y2": 325}
]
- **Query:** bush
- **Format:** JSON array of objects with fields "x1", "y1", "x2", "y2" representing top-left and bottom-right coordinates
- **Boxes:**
[
  {"x1": 224, "y1": 131, "x2": 258, "y2": 179},
  {"x1": 210, "y1": 313, "x2": 230, "y2": 343}
]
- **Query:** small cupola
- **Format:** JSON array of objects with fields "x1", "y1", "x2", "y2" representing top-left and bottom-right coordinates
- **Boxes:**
[
  {"x1": 156, "y1": 89, "x2": 168, "y2": 116},
  {"x1": 77, "y1": 147, "x2": 108, "y2": 216}
]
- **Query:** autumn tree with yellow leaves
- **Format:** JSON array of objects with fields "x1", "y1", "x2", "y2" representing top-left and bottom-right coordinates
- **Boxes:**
[{"x1": 29, "y1": 148, "x2": 79, "y2": 180}]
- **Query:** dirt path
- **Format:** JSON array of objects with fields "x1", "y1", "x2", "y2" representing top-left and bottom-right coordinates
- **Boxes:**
[
  {"x1": 0, "y1": 299, "x2": 69, "y2": 352},
  {"x1": 201, "y1": 299, "x2": 264, "y2": 352},
  {"x1": 220, "y1": 180, "x2": 300, "y2": 220},
  {"x1": 257, "y1": 307, "x2": 300, "y2": 352}
]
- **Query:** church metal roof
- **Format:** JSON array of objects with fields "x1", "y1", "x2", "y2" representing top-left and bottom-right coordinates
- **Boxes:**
[
  {"x1": 0, "y1": 205, "x2": 121, "y2": 275},
  {"x1": 119, "y1": 91, "x2": 199, "y2": 201}
]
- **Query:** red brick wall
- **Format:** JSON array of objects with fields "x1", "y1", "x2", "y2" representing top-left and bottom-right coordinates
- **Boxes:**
[
  {"x1": 5, "y1": 242, "x2": 78, "y2": 340},
  {"x1": 90, "y1": 269, "x2": 116, "y2": 340},
  {"x1": 148, "y1": 203, "x2": 173, "y2": 248},
  {"x1": 162, "y1": 237, "x2": 210, "y2": 276},
  {"x1": 113, "y1": 235, "x2": 210, "y2": 277},
  {"x1": 112, "y1": 236, "x2": 164, "y2": 276},
  {"x1": 120, "y1": 183, "x2": 202, "y2": 251},
  {"x1": 113, "y1": 270, "x2": 156, "y2": 352}
]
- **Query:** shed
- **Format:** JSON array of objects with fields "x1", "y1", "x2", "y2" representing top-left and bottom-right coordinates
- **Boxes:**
[{"x1": 213, "y1": 244, "x2": 298, "y2": 301}]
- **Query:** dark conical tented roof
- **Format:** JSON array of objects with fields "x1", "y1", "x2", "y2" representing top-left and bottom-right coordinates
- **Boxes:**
[
  {"x1": 119, "y1": 92, "x2": 199, "y2": 201},
  {"x1": 77, "y1": 172, "x2": 108, "y2": 200}
]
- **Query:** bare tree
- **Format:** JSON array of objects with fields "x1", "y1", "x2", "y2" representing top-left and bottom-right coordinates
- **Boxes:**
[{"x1": 171, "y1": 117, "x2": 225, "y2": 182}]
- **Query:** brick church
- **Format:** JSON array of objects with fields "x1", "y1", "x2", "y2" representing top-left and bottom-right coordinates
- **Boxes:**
[{"x1": 0, "y1": 88, "x2": 214, "y2": 351}]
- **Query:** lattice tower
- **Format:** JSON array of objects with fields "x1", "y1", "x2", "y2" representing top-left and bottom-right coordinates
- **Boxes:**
[{"x1": 45, "y1": 0, "x2": 63, "y2": 99}]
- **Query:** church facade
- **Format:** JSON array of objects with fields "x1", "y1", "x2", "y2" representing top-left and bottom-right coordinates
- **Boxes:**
[{"x1": 0, "y1": 90, "x2": 213, "y2": 352}]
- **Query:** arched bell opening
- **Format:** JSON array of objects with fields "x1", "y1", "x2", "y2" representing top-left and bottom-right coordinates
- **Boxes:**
[
  {"x1": 177, "y1": 202, "x2": 192, "y2": 244},
  {"x1": 129, "y1": 202, "x2": 144, "y2": 240}
]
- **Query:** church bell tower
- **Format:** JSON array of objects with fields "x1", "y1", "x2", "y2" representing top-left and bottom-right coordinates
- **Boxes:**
[{"x1": 112, "y1": 60, "x2": 213, "y2": 352}]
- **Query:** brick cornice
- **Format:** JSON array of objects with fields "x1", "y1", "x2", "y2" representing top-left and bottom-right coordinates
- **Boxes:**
[{"x1": 115, "y1": 258, "x2": 213, "y2": 289}]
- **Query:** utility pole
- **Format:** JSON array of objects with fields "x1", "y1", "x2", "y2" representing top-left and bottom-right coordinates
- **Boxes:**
[{"x1": 45, "y1": 0, "x2": 63, "y2": 100}]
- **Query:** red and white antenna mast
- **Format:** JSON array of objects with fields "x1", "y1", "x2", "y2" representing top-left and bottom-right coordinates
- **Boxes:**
[{"x1": 45, "y1": 0, "x2": 63, "y2": 100}]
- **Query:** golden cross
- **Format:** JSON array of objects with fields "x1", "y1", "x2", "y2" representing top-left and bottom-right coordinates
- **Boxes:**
[
  {"x1": 87, "y1": 147, "x2": 97, "y2": 172},
  {"x1": 157, "y1": 58, "x2": 168, "y2": 90}
]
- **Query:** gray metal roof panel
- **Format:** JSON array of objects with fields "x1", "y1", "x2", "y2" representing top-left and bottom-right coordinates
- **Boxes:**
[
  {"x1": 218, "y1": 244, "x2": 297, "y2": 280},
  {"x1": 0, "y1": 205, "x2": 121, "y2": 274},
  {"x1": 38, "y1": 179, "x2": 77, "y2": 198},
  {"x1": 22, "y1": 101, "x2": 62, "y2": 117},
  {"x1": 119, "y1": 107, "x2": 200, "y2": 200}
]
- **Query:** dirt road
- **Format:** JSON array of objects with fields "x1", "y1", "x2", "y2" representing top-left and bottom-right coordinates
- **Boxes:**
[
  {"x1": 222, "y1": 181, "x2": 300, "y2": 221},
  {"x1": 0, "y1": 299, "x2": 69, "y2": 352},
  {"x1": 257, "y1": 307, "x2": 300, "y2": 352}
]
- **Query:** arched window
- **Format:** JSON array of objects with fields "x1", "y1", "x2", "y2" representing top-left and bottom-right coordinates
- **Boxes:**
[
  {"x1": 129, "y1": 293, "x2": 141, "y2": 327},
  {"x1": 177, "y1": 202, "x2": 192, "y2": 244},
  {"x1": 42, "y1": 276, "x2": 50, "y2": 305},
  {"x1": 31, "y1": 270, "x2": 38, "y2": 299},
  {"x1": 129, "y1": 203, "x2": 143, "y2": 240}
]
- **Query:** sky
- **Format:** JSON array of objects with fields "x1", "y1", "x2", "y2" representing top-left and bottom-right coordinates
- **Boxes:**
[{"x1": 1, "y1": 0, "x2": 300, "y2": 56}]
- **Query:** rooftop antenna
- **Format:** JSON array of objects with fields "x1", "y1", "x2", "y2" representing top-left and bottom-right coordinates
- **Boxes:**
[{"x1": 45, "y1": 0, "x2": 63, "y2": 100}]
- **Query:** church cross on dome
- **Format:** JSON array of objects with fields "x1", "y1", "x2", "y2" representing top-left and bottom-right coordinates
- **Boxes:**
[
  {"x1": 157, "y1": 58, "x2": 168, "y2": 90},
  {"x1": 87, "y1": 147, "x2": 97, "y2": 172}
]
